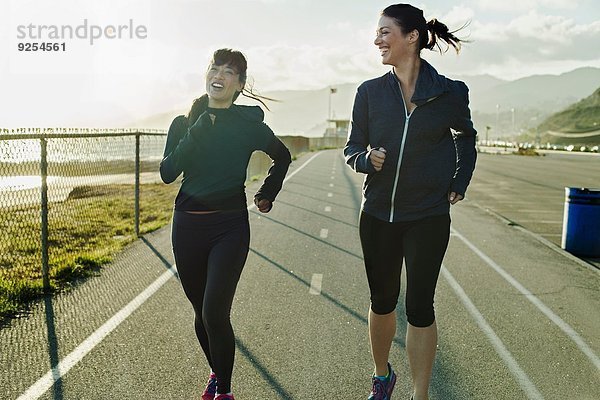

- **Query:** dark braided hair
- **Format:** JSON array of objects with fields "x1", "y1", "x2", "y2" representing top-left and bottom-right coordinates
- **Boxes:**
[{"x1": 382, "y1": 4, "x2": 467, "y2": 54}]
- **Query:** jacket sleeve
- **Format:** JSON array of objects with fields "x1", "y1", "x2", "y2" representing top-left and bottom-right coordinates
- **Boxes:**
[
  {"x1": 344, "y1": 87, "x2": 376, "y2": 174},
  {"x1": 159, "y1": 113, "x2": 212, "y2": 184},
  {"x1": 450, "y1": 82, "x2": 478, "y2": 196},
  {"x1": 254, "y1": 124, "x2": 292, "y2": 204}
]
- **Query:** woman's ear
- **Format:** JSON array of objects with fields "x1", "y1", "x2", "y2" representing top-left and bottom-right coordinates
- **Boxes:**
[{"x1": 408, "y1": 29, "x2": 419, "y2": 44}]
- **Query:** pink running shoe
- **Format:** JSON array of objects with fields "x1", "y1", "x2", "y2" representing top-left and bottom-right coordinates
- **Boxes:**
[
  {"x1": 368, "y1": 363, "x2": 397, "y2": 400},
  {"x1": 201, "y1": 372, "x2": 218, "y2": 400},
  {"x1": 214, "y1": 394, "x2": 235, "y2": 400}
]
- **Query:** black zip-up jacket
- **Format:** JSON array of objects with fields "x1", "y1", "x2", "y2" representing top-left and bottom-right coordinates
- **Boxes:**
[
  {"x1": 160, "y1": 104, "x2": 291, "y2": 211},
  {"x1": 344, "y1": 60, "x2": 477, "y2": 222}
]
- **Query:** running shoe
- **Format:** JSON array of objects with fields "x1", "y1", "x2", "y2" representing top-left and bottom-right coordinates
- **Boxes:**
[
  {"x1": 214, "y1": 394, "x2": 235, "y2": 400},
  {"x1": 367, "y1": 363, "x2": 396, "y2": 400},
  {"x1": 201, "y1": 372, "x2": 218, "y2": 400}
]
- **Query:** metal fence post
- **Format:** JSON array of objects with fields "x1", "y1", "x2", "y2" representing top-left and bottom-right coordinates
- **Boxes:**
[
  {"x1": 135, "y1": 133, "x2": 140, "y2": 237},
  {"x1": 40, "y1": 137, "x2": 50, "y2": 290}
]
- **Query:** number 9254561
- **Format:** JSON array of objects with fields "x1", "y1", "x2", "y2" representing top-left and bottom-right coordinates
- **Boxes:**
[{"x1": 18, "y1": 42, "x2": 66, "y2": 51}]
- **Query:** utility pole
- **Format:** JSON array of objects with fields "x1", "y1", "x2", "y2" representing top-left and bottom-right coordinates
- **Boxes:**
[{"x1": 329, "y1": 87, "x2": 337, "y2": 120}]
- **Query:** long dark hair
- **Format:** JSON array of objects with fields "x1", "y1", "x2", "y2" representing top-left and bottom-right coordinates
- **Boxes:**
[
  {"x1": 382, "y1": 4, "x2": 467, "y2": 54},
  {"x1": 187, "y1": 48, "x2": 277, "y2": 126}
]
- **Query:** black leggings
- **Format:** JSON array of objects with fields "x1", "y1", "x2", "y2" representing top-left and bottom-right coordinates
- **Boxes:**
[
  {"x1": 359, "y1": 212, "x2": 451, "y2": 327},
  {"x1": 171, "y1": 209, "x2": 250, "y2": 394}
]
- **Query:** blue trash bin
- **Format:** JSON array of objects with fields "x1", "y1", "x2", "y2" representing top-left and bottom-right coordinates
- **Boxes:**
[{"x1": 561, "y1": 187, "x2": 600, "y2": 257}]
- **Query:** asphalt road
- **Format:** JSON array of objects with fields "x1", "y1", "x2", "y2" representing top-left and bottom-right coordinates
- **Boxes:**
[
  {"x1": 468, "y1": 152, "x2": 599, "y2": 257},
  {"x1": 1, "y1": 149, "x2": 599, "y2": 399}
]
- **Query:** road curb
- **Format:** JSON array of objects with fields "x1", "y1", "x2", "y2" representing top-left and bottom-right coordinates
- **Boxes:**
[{"x1": 468, "y1": 200, "x2": 600, "y2": 275}]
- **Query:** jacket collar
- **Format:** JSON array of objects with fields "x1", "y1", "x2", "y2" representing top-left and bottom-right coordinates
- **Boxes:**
[{"x1": 389, "y1": 59, "x2": 448, "y2": 106}]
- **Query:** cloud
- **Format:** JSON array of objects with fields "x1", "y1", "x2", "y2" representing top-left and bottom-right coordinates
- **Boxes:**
[
  {"x1": 475, "y1": 0, "x2": 578, "y2": 12},
  {"x1": 424, "y1": 9, "x2": 600, "y2": 80},
  {"x1": 243, "y1": 44, "x2": 386, "y2": 92}
]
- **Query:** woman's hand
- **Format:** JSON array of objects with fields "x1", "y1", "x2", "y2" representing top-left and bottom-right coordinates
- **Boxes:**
[
  {"x1": 254, "y1": 198, "x2": 272, "y2": 213},
  {"x1": 448, "y1": 192, "x2": 464, "y2": 205},
  {"x1": 369, "y1": 147, "x2": 386, "y2": 171}
]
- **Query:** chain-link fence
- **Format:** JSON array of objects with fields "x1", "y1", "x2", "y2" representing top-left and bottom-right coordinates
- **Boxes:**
[
  {"x1": 0, "y1": 129, "x2": 346, "y2": 319},
  {"x1": 0, "y1": 129, "x2": 178, "y2": 317}
]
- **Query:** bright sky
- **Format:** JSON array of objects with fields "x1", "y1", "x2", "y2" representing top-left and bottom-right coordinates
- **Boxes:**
[{"x1": 0, "y1": 0, "x2": 599, "y2": 128}]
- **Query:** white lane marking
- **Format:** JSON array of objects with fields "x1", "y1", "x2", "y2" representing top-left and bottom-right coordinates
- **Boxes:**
[
  {"x1": 329, "y1": 183, "x2": 334, "y2": 187},
  {"x1": 452, "y1": 228, "x2": 600, "y2": 372},
  {"x1": 320, "y1": 228, "x2": 329, "y2": 238},
  {"x1": 325, "y1": 206, "x2": 332, "y2": 212},
  {"x1": 19, "y1": 151, "x2": 325, "y2": 400},
  {"x1": 442, "y1": 267, "x2": 544, "y2": 400},
  {"x1": 309, "y1": 274, "x2": 323, "y2": 295},
  {"x1": 331, "y1": 176, "x2": 335, "y2": 180},
  {"x1": 327, "y1": 193, "x2": 333, "y2": 198},
  {"x1": 17, "y1": 266, "x2": 178, "y2": 400}
]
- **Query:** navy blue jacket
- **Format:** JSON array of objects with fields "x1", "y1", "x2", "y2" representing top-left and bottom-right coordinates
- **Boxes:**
[{"x1": 344, "y1": 60, "x2": 477, "y2": 222}]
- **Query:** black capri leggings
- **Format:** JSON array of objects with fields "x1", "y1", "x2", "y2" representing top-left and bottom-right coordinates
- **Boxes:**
[
  {"x1": 359, "y1": 212, "x2": 451, "y2": 328},
  {"x1": 171, "y1": 209, "x2": 250, "y2": 394}
]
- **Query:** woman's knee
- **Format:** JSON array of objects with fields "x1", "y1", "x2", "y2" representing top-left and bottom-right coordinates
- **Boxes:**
[
  {"x1": 406, "y1": 305, "x2": 435, "y2": 328},
  {"x1": 370, "y1": 294, "x2": 399, "y2": 315},
  {"x1": 202, "y1": 302, "x2": 230, "y2": 331}
]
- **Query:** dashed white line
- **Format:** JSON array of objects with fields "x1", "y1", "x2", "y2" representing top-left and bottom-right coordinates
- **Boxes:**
[
  {"x1": 18, "y1": 151, "x2": 325, "y2": 400},
  {"x1": 320, "y1": 228, "x2": 329, "y2": 238},
  {"x1": 327, "y1": 193, "x2": 333, "y2": 197},
  {"x1": 324, "y1": 206, "x2": 332, "y2": 212},
  {"x1": 329, "y1": 183, "x2": 334, "y2": 187},
  {"x1": 309, "y1": 274, "x2": 323, "y2": 295},
  {"x1": 442, "y1": 267, "x2": 544, "y2": 400}
]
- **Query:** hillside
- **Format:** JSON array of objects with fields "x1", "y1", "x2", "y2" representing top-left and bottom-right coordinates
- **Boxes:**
[
  {"x1": 531, "y1": 87, "x2": 600, "y2": 145},
  {"x1": 538, "y1": 87, "x2": 600, "y2": 133},
  {"x1": 130, "y1": 67, "x2": 600, "y2": 137}
]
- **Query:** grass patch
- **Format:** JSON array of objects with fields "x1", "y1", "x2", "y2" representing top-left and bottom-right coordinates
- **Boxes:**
[{"x1": 0, "y1": 182, "x2": 179, "y2": 324}]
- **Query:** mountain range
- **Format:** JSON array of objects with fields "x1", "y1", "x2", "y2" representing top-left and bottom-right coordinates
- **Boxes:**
[{"x1": 134, "y1": 67, "x2": 600, "y2": 138}]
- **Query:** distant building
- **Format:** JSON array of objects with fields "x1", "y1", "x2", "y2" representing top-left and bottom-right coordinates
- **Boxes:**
[{"x1": 323, "y1": 118, "x2": 350, "y2": 138}]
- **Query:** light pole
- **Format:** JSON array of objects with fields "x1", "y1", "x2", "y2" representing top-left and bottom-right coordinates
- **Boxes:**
[
  {"x1": 495, "y1": 104, "x2": 500, "y2": 140},
  {"x1": 328, "y1": 87, "x2": 337, "y2": 120},
  {"x1": 511, "y1": 107, "x2": 515, "y2": 134}
]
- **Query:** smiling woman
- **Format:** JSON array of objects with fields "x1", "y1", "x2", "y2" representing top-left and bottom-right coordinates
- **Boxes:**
[
  {"x1": 344, "y1": 4, "x2": 477, "y2": 400},
  {"x1": 159, "y1": 48, "x2": 291, "y2": 400}
]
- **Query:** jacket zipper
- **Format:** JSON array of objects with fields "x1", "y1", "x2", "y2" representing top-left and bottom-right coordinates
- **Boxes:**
[{"x1": 389, "y1": 83, "x2": 416, "y2": 222}]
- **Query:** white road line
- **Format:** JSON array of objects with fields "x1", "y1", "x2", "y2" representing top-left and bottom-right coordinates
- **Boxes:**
[
  {"x1": 331, "y1": 176, "x2": 335, "y2": 180},
  {"x1": 442, "y1": 267, "x2": 544, "y2": 400},
  {"x1": 452, "y1": 228, "x2": 600, "y2": 372},
  {"x1": 17, "y1": 266, "x2": 178, "y2": 400},
  {"x1": 324, "y1": 206, "x2": 332, "y2": 212},
  {"x1": 320, "y1": 228, "x2": 329, "y2": 238},
  {"x1": 327, "y1": 193, "x2": 333, "y2": 197},
  {"x1": 18, "y1": 151, "x2": 325, "y2": 400},
  {"x1": 309, "y1": 274, "x2": 323, "y2": 295},
  {"x1": 329, "y1": 183, "x2": 334, "y2": 187}
]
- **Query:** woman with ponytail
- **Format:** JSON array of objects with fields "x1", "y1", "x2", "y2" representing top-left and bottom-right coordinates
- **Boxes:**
[
  {"x1": 160, "y1": 48, "x2": 291, "y2": 400},
  {"x1": 344, "y1": 4, "x2": 477, "y2": 400}
]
